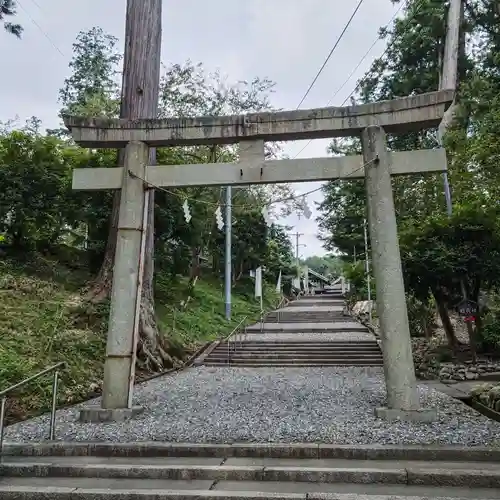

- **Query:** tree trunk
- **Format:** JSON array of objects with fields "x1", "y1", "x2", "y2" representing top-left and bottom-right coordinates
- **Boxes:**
[
  {"x1": 86, "y1": 188, "x2": 120, "y2": 299},
  {"x1": 432, "y1": 288, "x2": 459, "y2": 351},
  {"x1": 86, "y1": 0, "x2": 167, "y2": 371},
  {"x1": 235, "y1": 261, "x2": 243, "y2": 282}
]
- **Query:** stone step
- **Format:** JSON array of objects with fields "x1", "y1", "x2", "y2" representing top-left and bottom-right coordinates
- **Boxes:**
[
  {"x1": 205, "y1": 358, "x2": 384, "y2": 365},
  {"x1": 246, "y1": 324, "x2": 368, "y2": 333},
  {"x1": 286, "y1": 297, "x2": 345, "y2": 308},
  {"x1": 264, "y1": 318, "x2": 351, "y2": 323},
  {"x1": 206, "y1": 363, "x2": 386, "y2": 368},
  {"x1": 220, "y1": 347, "x2": 379, "y2": 352},
  {"x1": 4, "y1": 479, "x2": 500, "y2": 500},
  {"x1": 223, "y1": 342, "x2": 379, "y2": 347},
  {"x1": 3, "y1": 459, "x2": 500, "y2": 485},
  {"x1": 214, "y1": 345, "x2": 381, "y2": 351},
  {"x1": 220, "y1": 342, "x2": 378, "y2": 349},
  {"x1": 213, "y1": 350, "x2": 382, "y2": 356},
  {"x1": 210, "y1": 353, "x2": 383, "y2": 359},
  {"x1": 246, "y1": 329, "x2": 369, "y2": 334},
  {"x1": 5, "y1": 441, "x2": 499, "y2": 460},
  {"x1": 212, "y1": 348, "x2": 383, "y2": 355},
  {"x1": 2, "y1": 453, "x2": 500, "y2": 499},
  {"x1": 265, "y1": 314, "x2": 348, "y2": 318}
]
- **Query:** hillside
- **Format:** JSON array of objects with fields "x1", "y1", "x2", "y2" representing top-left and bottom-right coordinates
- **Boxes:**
[{"x1": 0, "y1": 249, "x2": 279, "y2": 424}]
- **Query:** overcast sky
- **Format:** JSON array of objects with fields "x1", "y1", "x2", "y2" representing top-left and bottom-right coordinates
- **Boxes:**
[{"x1": 0, "y1": 0, "x2": 399, "y2": 257}]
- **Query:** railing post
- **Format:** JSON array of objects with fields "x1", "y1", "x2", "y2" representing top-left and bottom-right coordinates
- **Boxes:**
[
  {"x1": 49, "y1": 371, "x2": 60, "y2": 441},
  {"x1": 0, "y1": 396, "x2": 7, "y2": 463}
]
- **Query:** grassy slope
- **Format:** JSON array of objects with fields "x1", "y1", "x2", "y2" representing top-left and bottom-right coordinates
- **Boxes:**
[{"x1": 0, "y1": 252, "x2": 279, "y2": 422}]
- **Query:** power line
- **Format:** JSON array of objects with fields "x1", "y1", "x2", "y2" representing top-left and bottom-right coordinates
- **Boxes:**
[
  {"x1": 16, "y1": 0, "x2": 66, "y2": 57},
  {"x1": 26, "y1": 0, "x2": 44, "y2": 12},
  {"x1": 292, "y1": 0, "x2": 414, "y2": 158},
  {"x1": 295, "y1": 0, "x2": 365, "y2": 109}
]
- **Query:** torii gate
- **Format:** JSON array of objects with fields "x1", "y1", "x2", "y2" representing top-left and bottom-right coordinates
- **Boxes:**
[{"x1": 64, "y1": 89, "x2": 453, "y2": 423}]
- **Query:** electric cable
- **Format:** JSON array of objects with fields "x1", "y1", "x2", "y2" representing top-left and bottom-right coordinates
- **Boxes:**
[
  {"x1": 16, "y1": 0, "x2": 66, "y2": 57},
  {"x1": 292, "y1": 0, "x2": 423, "y2": 158},
  {"x1": 295, "y1": 0, "x2": 365, "y2": 109}
]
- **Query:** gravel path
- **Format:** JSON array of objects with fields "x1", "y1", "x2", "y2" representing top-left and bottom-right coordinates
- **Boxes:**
[{"x1": 5, "y1": 366, "x2": 500, "y2": 446}]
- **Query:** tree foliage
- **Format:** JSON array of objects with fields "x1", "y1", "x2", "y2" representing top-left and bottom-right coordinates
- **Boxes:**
[
  {"x1": 316, "y1": 0, "x2": 500, "y2": 353},
  {"x1": 0, "y1": 27, "x2": 296, "y2": 372},
  {"x1": 1, "y1": 0, "x2": 22, "y2": 37}
]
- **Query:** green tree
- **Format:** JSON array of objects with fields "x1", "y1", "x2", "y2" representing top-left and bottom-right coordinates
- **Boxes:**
[
  {"x1": 315, "y1": 0, "x2": 500, "y2": 357},
  {"x1": 49, "y1": 27, "x2": 122, "y2": 138},
  {"x1": 1, "y1": 0, "x2": 22, "y2": 37},
  {"x1": 56, "y1": 29, "x2": 293, "y2": 371},
  {"x1": 302, "y1": 254, "x2": 342, "y2": 278}
]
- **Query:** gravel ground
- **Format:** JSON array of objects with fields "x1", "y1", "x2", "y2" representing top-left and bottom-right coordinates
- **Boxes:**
[
  {"x1": 5, "y1": 366, "x2": 500, "y2": 446},
  {"x1": 234, "y1": 331, "x2": 376, "y2": 342}
]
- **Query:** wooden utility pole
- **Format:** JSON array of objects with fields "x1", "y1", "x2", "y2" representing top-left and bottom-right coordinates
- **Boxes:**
[
  {"x1": 293, "y1": 232, "x2": 304, "y2": 280},
  {"x1": 438, "y1": 0, "x2": 477, "y2": 358},
  {"x1": 438, "y1": 0, "x2": 462, "y2": 215},
  {"x1": 101, "y1": 0, "x2": 162, "y2": 412}
]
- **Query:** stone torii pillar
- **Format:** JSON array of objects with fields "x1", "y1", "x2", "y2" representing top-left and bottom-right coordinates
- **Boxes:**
[
  {"x1": 79, "y1": 141, "x2": 149, "y2": 423},
  {"x1": 362, "y1": 126, "x2": 435, "y2": 422}
]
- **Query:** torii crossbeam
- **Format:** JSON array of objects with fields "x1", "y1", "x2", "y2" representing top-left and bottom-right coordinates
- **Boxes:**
[{"x1": 64, "y1": 89, "x2": 453, "y2": 424}]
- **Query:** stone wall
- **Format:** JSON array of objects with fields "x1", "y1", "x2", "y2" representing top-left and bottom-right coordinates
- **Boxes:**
[
  {"x1": 471, "y1": 384, "x2": 500, "y2": 412},
  {"x1": 438, "y1": 362, "x2": 500, "y2": 381}
]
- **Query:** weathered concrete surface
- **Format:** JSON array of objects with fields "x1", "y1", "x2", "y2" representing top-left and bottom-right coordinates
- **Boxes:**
[
  {"x1": 5, "y1": 442, "x2": 500, "y2": 461},
  {"x1": 420, "y1": 381, "x2": 489, "y2": 400},
  {"x1": 226, "y1": 333, "x2": 376, "y2": 342},
  {"x1": 145, "y1": 149, "x2": 446, "y2": 188},
  {"x1": 204, "y1": 295, "x2": 382, "y2": 366},
  {"x1": 6, "y1": 460, "x2": 500, "y2": 486},
  {"x1": 72, "y1": 150, "x2": 447, "y2": 190},
  {"x1": 287, "y1": 299, "x2": 344, "y2": 306},
  {"x1": 101, "y1": 141, "x2": 149, "y2": 412},
  {"x1": 79, "y1": 406, "x2": 144, "y2": 423},
  {"x1": 63, "y1": 90, "x2": 454, "y2": 147},
  {"x1": 3, "y1": 446, "x2": 500, "y2": 499},
  {"x1": 245, "y1": 323, "x2": 368, "y2": 332},
  {"x1": 275, "y1": 306, "x2": 344, "y2": 313},
  {"x1": 362, "y1": 126, "x2": 423, "y2": 418}
]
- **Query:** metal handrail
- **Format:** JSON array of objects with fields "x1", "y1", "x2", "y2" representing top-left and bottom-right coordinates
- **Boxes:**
[
  {"x1": 223, "y1": 316, "x2": 248, "y2": 364},
  {"x1": 0, "y1": 361, "x2": 65, "y2": 461},
  {"x1": 276, "y1": 295, "x2": 287, "y2": 323}
]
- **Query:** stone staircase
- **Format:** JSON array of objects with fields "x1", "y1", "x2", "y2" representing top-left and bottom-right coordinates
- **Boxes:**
[
  {"x1": 199, "y1": 291, "x2": 383, "y2": 367},
  {"x1": 2, "y1": 441, "x2": 500, "y2": 499},
  {"x1": 203, "y1": 340, "x2": 383, "y2": 367}
]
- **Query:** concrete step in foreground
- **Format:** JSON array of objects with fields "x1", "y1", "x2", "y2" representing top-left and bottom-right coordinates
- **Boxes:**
[{"x1": 2, "y1": 442, "x2": 500, "y2": 499}]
